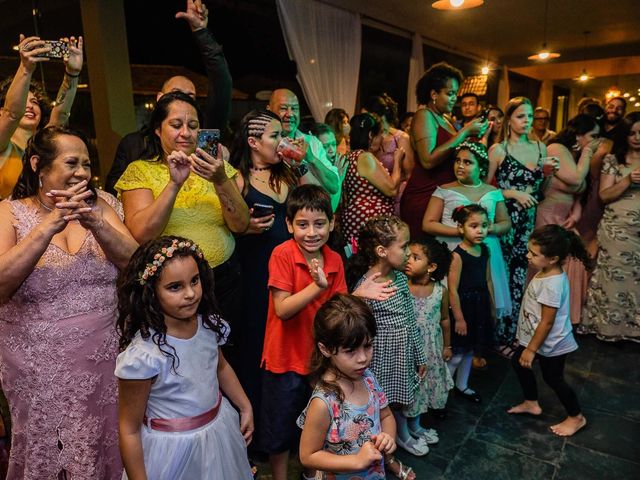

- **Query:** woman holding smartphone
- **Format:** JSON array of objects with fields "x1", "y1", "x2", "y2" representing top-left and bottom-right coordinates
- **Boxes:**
[
  {"x1": 115, "y1": 91, "x2": 249, "y2": 340},
  {"x1": 229, "y1": 109, "x2": 298, "y2": 437}
]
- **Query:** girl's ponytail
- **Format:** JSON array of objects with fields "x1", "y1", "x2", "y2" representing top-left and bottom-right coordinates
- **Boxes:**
[
  {"x1": 529, "y1": 225, "x2": 593, "y2": 270},
  {"x1": 565, "y1": 229, "x2": 594, "y2": 271}
]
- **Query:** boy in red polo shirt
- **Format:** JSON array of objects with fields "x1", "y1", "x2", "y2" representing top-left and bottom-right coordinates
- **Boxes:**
[{"x1": 260, "y1": 185, "x2": 345, "y2": 480}]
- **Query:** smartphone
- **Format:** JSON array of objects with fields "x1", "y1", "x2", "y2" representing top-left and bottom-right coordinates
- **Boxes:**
[
  {"x1": 251, "y1": 203, "x2": 275, "y2": 218},
  {"x1": 34, "y1": 40, "x2": 69, "y2": 59},
  {"x1": 197, "y1": 129, "x2": 220, "y2": 158}
]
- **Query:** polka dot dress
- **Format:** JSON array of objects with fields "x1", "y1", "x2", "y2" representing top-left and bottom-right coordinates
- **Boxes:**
[{"x1": 342, "y1": 149, "x2": 395, "y2": 244}]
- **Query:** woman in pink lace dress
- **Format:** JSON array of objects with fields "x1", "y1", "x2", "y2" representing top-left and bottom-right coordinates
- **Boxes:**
[{"x1": 0, "y1": 126, "x2": 137, "y2": 479}]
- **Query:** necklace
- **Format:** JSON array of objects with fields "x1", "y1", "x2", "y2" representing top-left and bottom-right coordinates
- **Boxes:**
[
  {"x1": 457, "y1": 180, "x2": 483, "y2": 188},
  {"x1": 36, "y1": 196, "x2": 53, "y2": 212},
  {"x1": 250, "y1": 165, "x2": 271, "y2": 171},
  {"x1": 249, "y1": 171, "x2": 270, "y2": 185}
]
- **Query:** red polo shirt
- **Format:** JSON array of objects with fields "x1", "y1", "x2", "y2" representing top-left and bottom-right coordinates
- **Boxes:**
[{"x1": 261, "y1": 239, "x2": 347, "y2": 375}]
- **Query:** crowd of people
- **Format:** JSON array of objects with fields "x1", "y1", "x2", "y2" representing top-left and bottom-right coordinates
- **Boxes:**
[{"x1": 0, "y1": 2, "x2": 639, "y2": 479}]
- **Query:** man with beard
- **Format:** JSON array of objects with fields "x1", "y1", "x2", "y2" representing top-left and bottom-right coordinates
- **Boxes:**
[{"x1": 601, "y1": 97, "x2": 626, "y2": 140}]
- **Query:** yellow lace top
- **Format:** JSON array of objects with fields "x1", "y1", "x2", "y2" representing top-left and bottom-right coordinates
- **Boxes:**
[{"x1": 115, "y1": 158, "x2": 238, "y2": 267}]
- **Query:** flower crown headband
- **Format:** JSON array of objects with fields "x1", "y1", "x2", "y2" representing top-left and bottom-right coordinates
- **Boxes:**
[{"x1": 138, "y1": 239, "x2": 204, "y2": 285}]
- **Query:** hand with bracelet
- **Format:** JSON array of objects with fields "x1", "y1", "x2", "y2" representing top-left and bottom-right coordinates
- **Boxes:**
[{"x1": 62, "y1": 36, "x2": 83, "y2": 78}]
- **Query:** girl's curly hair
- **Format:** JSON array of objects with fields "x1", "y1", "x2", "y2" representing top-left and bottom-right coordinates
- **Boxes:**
[{"x1": 116, "y1": 236, "x2": 227, "y2": 373}]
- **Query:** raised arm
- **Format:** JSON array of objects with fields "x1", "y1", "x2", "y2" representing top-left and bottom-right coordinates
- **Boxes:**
[
  {"x1": 122, "y1": 153, "x2": 190, "y2": 244},
  {"x1": 0, "y1": 35, "x2": 49, "y2": 150},
  {"x1": 357, "y1": 150, "x2": 402, "y2": 197},
  {"x1": 548, "y1": 142, "x2": 592, "y2": 188},
  {"x1": 47, "y1": 37, "x2": 83, "y2": 127},
  {"x1": 176, "y1": 0, "x2": 232, "y2": 129},
  {"x1": 411, "y1": 109, "x2": 485, "y2": 170},
  {"x1": 304, "y1": 136, "x2": 340, "y2": 195}
]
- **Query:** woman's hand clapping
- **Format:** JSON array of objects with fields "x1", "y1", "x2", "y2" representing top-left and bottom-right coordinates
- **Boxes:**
[{"x1": 42, "y1": 180, "x2": 98, "y2": 233}]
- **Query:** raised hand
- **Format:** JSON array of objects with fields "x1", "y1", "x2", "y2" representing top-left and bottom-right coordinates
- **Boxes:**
[
  {"x1": 43, "y1": 180, "x2": 93, "y2": 232},
  {"x1": 309, "y1": 258, "x2": 328, "y2": 289},
  {"x1": 175, "y1": 0, "x2": 209, "y2": 31},
  {"x1": 18, "y1": 35, "x2": 50, "y2": 73},
  {"x1": 62, "y1": 36, "x2": 83, "y2": 75},
  {"x1": 190, "y1": 148, "x2": 228, "y2": 185},
  {"x1": 167, "y1": 150, "x2": 192, "y2": 186}
]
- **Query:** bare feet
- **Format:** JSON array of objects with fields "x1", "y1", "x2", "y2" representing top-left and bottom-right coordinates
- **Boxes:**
[
  {"x1": 507, "y1": 400, "x2": 542, "y2": 416},
  {"x1": 550, "y1": 415, "x2": 587, "y2": 437}
]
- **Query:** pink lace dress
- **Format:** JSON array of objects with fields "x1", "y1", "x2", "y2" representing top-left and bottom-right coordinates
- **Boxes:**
[{"x1": 0, "y1": 192, "x2": 122, "y2": 479}]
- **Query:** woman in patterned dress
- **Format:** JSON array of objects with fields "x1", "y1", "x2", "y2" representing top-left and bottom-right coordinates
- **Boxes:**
[
  {"x1": 487, "y1": 97, "x2": 551, "y2": 354},
  {"x1": 341, "y1": 113, "x2": 404, "y2": 251},
  {"x1": 582, "y1": 112, "x2": 640, "y2": 342},
  {"x1": 0, "y1": 126, "x2": 137, "y2": 479}
]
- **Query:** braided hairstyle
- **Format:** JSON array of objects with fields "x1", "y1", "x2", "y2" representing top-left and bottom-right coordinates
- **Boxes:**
[
  {"x1": 346, "y1": 215, "x2": 408, "y2": 291},
  {"x1": 117, "y1": 236, "x2": 227, "y2": 372},
  {"x1": 528, "y1": 225, "x2": 593, "y2": 270},
  {"x1": 309, "y1": 294, "x2": 376, "y2": 403}
]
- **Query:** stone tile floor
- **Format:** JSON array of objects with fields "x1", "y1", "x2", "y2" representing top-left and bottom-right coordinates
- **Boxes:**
[{"x1": 256, "y1": 334, "x2": 640, "y2": 479}]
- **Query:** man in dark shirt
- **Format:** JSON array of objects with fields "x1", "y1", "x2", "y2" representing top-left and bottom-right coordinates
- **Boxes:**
[
  {"x1": 601, "y1": 96, "x2": 627, "y2": 141},
  {"x1": 105, "y1": 0, "x2": 232, "y2": 194}
]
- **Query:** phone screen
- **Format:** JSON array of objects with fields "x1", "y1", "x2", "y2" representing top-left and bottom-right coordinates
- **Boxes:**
[
  {"x1": 251, "y1": 203, "x2": 275, "y2": 218},
  {"x1": 197, "y1": 129, "x2": 221, "y2": 158}
]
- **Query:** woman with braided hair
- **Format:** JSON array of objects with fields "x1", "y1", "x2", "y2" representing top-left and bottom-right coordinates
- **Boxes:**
[{"x1": 229, "y1": 109, "x2": 298, "y2": 432}]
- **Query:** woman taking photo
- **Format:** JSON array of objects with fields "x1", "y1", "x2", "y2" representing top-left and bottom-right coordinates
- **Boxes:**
[
  {"x1": 0, "y1": 126, "x2": 137, "y2": 478},
  {"x1": 115, "y1": 92, "x2": 249, "y2": 334},
  {"x1": 401, "y1": 62, "x2": 487, "y2": 239}
]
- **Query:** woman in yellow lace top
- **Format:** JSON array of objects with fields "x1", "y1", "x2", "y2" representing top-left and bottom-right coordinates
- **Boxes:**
[
  {"x1": 115, "y1": 92, "x2": 249, "y2": 266},
  {"x1": 115, "y1": 92, "x2": 249, "y2": 337}
]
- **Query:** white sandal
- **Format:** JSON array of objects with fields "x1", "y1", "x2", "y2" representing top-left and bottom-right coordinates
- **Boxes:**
[{"x1": 396, "y1": 434, "x2": 429, "y2": 456}]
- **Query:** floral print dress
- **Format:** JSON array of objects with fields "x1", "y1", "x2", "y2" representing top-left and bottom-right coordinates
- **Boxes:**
[
  {"x1": 495, "y1": 146, "x2": 544, "y2": 345},
  {"x1": 581, "y1": 155, "x2": 640, "y2": 342},
  {"x1": 297, "y1": 369, "x2": 388, "y2": 480}
]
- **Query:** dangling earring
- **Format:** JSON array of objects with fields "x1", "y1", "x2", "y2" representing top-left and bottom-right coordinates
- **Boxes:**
[
  {"x1": 572, "y1": 142, "x2": 581, "y2": 152},
  {"x1": 38, "y1": 177, "x2": 43, "y2": 188}
]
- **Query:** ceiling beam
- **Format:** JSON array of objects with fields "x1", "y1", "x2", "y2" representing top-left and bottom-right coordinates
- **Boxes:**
[{"x1": 510, "y1": 56, "x2": 640, "y2": 80}]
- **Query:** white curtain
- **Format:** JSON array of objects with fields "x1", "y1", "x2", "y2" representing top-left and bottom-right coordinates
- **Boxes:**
[
  {"x1": 276, "y1": 0, "x2": 361, "y2": 120},
  {"x1": 497, "y1": 65, "x2": 510, "y2": 109},
  {"x1": 406, "y1": 33, "x2": 425, "y2": 112}
]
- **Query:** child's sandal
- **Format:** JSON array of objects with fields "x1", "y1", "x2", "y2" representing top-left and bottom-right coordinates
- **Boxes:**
[{"x1": 386, "y1": 456, "x2": 415, "y2": 480}]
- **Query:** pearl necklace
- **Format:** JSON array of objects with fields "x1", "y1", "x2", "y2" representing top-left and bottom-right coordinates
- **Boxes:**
[{"x1": 457, "y1": 180, "x2": 483, "y2": 188}]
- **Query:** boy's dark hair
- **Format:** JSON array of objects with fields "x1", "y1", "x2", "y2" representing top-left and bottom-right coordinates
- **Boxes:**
[
  {"x1": 410, "y1": 238, "x2": 451, "y2": 282},
  {"x1": 460, "y1": 92, "x2": 479, "y2": 103},
  {"x1": 286, "y1": 184, "x2": 333, "y2": 221},
  {"x1": 310, "y1": 122, "x2": 334, "y2": 138},
  {"x1": 529, "y1": 225, "x2": 593, "y2": 270},
  {"x1": 116, "y1": 236, "x2": 226, "y2": 372},
  {"x1": 309, "y1": 294, "x2": 376, "y2": 403}
]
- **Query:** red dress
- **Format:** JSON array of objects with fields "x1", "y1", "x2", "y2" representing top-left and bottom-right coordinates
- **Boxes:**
[
  {"x1": 342, "y1": 149, "x2": 395, "y2": 244},
  {"x1": 400, "y1": 111, "x2": 456, "y2": 239}
]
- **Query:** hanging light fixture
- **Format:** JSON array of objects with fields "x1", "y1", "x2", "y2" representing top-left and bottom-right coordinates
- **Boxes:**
[
  {"x1": 528, "y1": 0, "x2": 560, "y2": 61},
  {"x1": 432, "y1": 0, "x2": 484, "y2": 11},
  {"x1": 574, "y1": 31, "x2": 593, "y2": 82}
]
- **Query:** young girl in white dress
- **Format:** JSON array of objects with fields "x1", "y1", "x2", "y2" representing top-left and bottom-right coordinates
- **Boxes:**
[
  {"x1": 423, "y1": 141, "x2": 512, "y2": 365},
  {"x1": 115, "y1": 236, "x2": 254, "y2": 479}
]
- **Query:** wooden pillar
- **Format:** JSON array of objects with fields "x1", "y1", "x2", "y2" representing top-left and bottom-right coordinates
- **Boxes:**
[
  {"x1": 80, "y1": 0, "x2": 136, "y2": 182},
  {"x1": 537, "y1": 80, "x2": 554, "y2": 111}
]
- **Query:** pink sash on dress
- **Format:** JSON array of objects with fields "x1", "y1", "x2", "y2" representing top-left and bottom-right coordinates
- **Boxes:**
[{"x1": 143, "y1": 392, "x2": 222, "y2": 432}]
